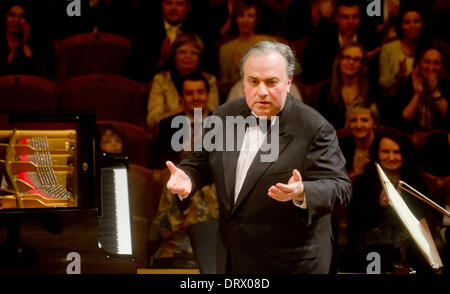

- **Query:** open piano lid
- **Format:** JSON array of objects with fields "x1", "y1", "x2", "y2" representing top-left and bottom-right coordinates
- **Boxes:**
[{"x1": 0, "y1": 111, "x2": 136, "y2": 273}]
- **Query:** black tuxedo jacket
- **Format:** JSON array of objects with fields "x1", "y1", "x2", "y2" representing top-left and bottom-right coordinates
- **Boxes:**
[{"x1": 178, "y1": 95, "x2": 351, "y2": 273}]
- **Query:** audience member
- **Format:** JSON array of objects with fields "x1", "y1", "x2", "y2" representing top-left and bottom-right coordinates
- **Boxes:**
[
  {"x1": 346, "y1": 127, "x2": 430, "y2": 273},
  {"x1": 378, "y1": 6, "x2": 427, "y2": 97},
  {"x1": 218, "y1": 0, "x2": 278, "y2": 96},
  {"x1": 282, "y1": 0, "x2": 334, "y2": 41},
  {"x1": 395, "y1": 46, "x2": 448, "y2": 147},
  {"x1": 149, "y1": 73, "x2": 218, "y2": 273},
  {"x1": 211, "y1": 0, "x2": 281, "y2": 42},
  {"x1": 0, "y1": 1, "x2": 54, "y2": 78},
  {"x1": 97, "y1": 123, "x2": 125, "y2": 154},
  {"x1": 376, "y1": 0, "x2": 402, "y2": 44},
  {"x1": 146, "y1": 33, "x2": 219, "y2": 132},
  {"x1": 317, "y1": 41, "x2": 373, "y2": 129},
  {"x1": 339, "y1": 100, "x2": 380, "y2": 182},
  {"x1": 128, "y1": 0, "x2": 216, "y2": 81},
  {"x1": 301, "y1": 0, "x2": 380, "y2": 84}
]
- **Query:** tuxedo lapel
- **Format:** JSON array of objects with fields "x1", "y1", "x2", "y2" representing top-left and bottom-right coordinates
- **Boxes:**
[
  {"x1": 231, "y1": 96, "x2": 295, "y2": 216},
  {"x1": 222, "y1": 124, "x2": 241, "y2": 211},
  {"x1": 222, "y1": 102, "x2": 250, "y2": 211},
  {"x1": 231, "y1": 130, "x2": 292, "y2": 216}
]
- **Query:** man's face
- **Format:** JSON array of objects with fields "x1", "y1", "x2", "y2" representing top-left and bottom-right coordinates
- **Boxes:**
[
  {"x1": 182, "y1": 80, "x2": 208, "y2": 114},
  {"x1": 243, "y1": 51, "x2": 292, "y2": 118},
  {"x1": 162, "y1": 0, "x2": 190, "y2": 25},
  {"x1": 335, "y1": 5, "x2": 360, "y2": 36}
]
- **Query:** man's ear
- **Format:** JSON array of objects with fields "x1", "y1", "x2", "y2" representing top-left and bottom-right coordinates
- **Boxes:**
[{"x1": 287, "y1": 77, "x2": 293, "y2": 92}]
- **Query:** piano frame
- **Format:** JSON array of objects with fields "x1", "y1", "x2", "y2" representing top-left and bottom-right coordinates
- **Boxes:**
[{"x1": 0, "y1": 112, "x2": 136, "y2": 274}]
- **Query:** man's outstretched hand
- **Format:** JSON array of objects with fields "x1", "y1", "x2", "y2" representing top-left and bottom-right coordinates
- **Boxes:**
[
  {"x1": 166, "y1": 161, "x2": 192, "y2": 197},
  {"x1": 267, "y1": 169, "x2": 305, "y2": 203}
]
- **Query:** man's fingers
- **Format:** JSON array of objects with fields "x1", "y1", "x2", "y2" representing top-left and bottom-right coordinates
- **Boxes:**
[
  {"x1": 275, "y1": 183, "x2": 294, "y2": 193},
  {"x1": 166, "y1": 161, "x2": 178, "y2": 174},
  {"x1": 292, "y1": 169, "x2": 302, "y2": 182},
  {"x1": 167, "y1": 181, "x2": 187, "y2": 195},
  {"x1": 267, "y1": 190, "x2": 290, "y2": 202}
]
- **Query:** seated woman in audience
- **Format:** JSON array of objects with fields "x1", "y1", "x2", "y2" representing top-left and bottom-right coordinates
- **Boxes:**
[
  {"x1": 378, "y1": 6, "x2": 427, "y2": 97},
  {"x1": 396, "y1": 46, "x2": 449, "y2": 146},
  {"x1": 0, "y1": 1, "x2": 54, "y2": 78},
  {"x1": 318, "y1": 41, "x2": 372, "y2": 129},
  {"x1": 147, "y1": 32, "x2": 219, "y2": 132},
  {"x1": 339, "y1": 100, "x2": 380, "y2": 182},
  {"x1": 218, "y1": 0, "x2": 278, "y2": 96},
  {"x1": 347, "y1": 127, "x2": 430, "y2": 273}
]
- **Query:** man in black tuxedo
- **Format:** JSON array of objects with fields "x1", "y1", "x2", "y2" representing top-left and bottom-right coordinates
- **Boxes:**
[{"x1": 166, "y1": 41, "x2": 351, "y2": 273}]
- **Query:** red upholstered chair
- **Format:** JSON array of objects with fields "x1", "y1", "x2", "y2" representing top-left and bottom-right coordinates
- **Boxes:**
[
  {"x1": 0, "y1": 75, "x2": 57, "y2": 112},
  {"x1": 54, "y1": 32, "x2": 132, "y2": 83},
  {"x1": 59, "y1": 74, "x2": 146, "y2": 126}
]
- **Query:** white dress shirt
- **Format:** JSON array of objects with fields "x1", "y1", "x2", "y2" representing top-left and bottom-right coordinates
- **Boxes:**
[{"x1": 180, "y1": 114, "x2": 307, "y2": 209}]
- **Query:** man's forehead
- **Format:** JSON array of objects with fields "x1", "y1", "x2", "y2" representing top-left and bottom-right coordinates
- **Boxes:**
[{"x1": 336, "y1": 5, "x2": 360, "y2": 15}]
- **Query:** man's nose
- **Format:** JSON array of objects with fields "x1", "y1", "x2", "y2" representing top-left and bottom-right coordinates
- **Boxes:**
[{"x1": 257, "y1": 83, "x2": 268, "y2": 97}]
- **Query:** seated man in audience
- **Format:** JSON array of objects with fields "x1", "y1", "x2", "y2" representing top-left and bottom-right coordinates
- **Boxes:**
[
  {"x1": 149, "y1": 72, "x2": 218, "y2": 273},
  {"x1": 129, "y1": 0, "x2": 216, "y2": 82}
]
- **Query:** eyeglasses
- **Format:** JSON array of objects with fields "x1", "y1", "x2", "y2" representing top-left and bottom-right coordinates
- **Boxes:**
[{"x1": 340, "y1": 55, "x2": 363, "y2": 63}]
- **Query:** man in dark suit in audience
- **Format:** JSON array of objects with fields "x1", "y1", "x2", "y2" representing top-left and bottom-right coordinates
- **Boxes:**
[
  {"x1": 152, "y1": 71, "x2": 211, "y2": 168},
  {"x1": 128, "y1": 0, "x2": 216, "y2": 82},
  {"x1": 165, "y1": 41, "x2": 352, "y2": 273}
]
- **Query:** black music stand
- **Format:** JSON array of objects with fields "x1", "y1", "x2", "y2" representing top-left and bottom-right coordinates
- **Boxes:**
[{"x1": 376, "y1": 163, "x2": 444, "y2": 273}]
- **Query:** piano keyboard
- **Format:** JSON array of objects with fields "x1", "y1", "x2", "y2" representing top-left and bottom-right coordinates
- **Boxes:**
[{"x1": 98, "y1": 166, "x2": 133, "y2": 256}]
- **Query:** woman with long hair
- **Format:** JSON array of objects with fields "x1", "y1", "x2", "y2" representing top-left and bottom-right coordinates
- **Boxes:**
[
  {"x1": 317, "y1": 41, "x2": 370, "y2": 129},
  {"x1": 379, "y1": 6, "x2": 428, "y2": 97}
]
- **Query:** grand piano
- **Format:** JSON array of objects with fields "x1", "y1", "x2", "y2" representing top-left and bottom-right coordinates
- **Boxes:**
[{"x1": 0, "y1": 112, "x2": 137, "y2": 274}]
